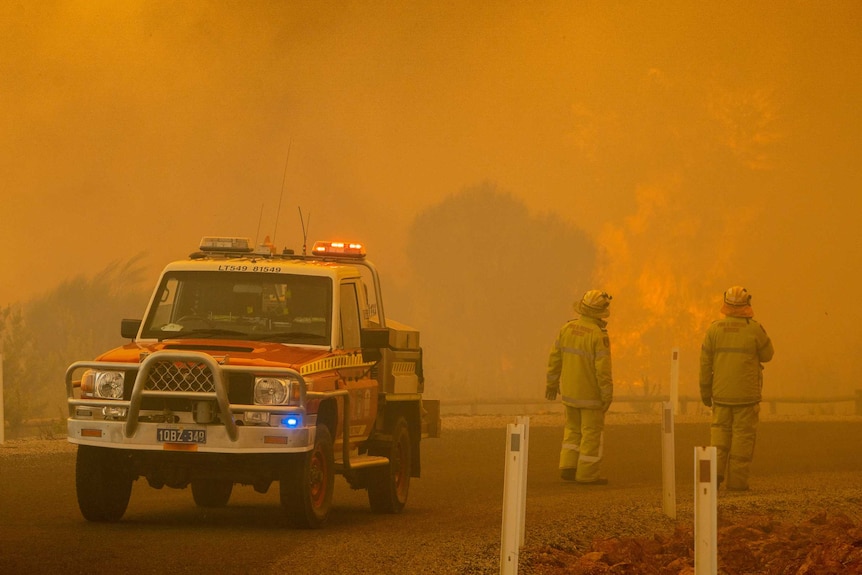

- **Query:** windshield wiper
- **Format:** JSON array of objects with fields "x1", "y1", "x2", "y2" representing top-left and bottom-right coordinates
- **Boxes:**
[
  {"x1": 169, "y1": 328, "x2": 249, "y2": 339},
  {"x1": 251, "y1": 332, "x2": 327, "y2": 343}
]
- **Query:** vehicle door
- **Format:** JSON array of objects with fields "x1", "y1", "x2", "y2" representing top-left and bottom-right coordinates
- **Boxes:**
[{"x1": 338, "y1": 280, "x2": 378, "y2": 444}]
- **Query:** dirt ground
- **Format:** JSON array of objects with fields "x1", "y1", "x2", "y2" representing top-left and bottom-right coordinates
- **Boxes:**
[
  {"x1": 525, "y1": 511, "x2": 862, "y2": 574},
  {"x1": 2, "y1": 413, "x2": 861, "y2": 574},
  {"x1": 512, "y1": 413, "x2": 862, "y2": 574}
]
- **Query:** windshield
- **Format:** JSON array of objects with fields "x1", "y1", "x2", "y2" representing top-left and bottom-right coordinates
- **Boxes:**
[{"x1": 140, "y1": 271, "x2": 333, "y2": 345}]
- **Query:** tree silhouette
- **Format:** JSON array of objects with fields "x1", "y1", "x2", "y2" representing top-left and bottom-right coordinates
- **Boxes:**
[
  {"x1": 0, "y1": 305, "x2": 34, "y2": 430},
  {"x1": 1, "y1": 255, "x2": 150, "y2": 432},
  {"x1": 405, "y1": 183, "x2": 595, "y2": 401}
]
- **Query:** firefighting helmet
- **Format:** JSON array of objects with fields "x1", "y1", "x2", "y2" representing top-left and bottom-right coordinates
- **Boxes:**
[
  {"x1": 720, "y1": 286, "x2": 754, "y2": 318},
  {"x1": 576, "y1": 289, "x2": 612, "y2": 319}
]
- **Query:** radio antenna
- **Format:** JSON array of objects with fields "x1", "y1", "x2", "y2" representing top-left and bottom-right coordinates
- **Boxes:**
[
  {"x1": 272, "y1": 140, "x2": 292, "y2": 247},
  {"x1": 254, "y1": 203, "x2": 264, "y2": 247},
  {"x1": 299, "y1": 206, "x2": 311, "y2": 255}
]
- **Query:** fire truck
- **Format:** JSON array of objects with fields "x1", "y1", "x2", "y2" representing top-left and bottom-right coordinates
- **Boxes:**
[{"x1": 65, "y1": 237, "x2": 440, "y2": 528}]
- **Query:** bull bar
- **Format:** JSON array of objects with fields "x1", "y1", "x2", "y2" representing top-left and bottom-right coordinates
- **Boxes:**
[{"x1": 66, "y1": 350, "x2": 309, "y2": 446}]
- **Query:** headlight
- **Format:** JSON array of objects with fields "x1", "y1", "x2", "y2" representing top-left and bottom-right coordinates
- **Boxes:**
[
  {"x1": 91, "y1": 370, "x2": 125, "y2": 399},
  {"x1": 254, "y1": 377, "x2": 289, "y2": 405}
]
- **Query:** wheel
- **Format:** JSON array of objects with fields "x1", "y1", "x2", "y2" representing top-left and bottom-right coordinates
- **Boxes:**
[
  {"x1": 75, "y1": 445, "x2": 133, "y2": 522},
  {"x1": 280, "y1": 425, "x2": 334, "y2": 528},
  {"x1": 367, "y1": 416, "x2": 411, "y2": 514},
  {"x1": 191, "y1": 478, "x2": 233, "y2": 508}
]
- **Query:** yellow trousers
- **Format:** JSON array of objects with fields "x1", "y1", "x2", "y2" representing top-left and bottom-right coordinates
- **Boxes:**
[
  {"x1": 559, "y1": 405, "x2": 605, "y2": 482},
  {"x1": 710, "y1": 403, "x2": 760, "y2": 490}
]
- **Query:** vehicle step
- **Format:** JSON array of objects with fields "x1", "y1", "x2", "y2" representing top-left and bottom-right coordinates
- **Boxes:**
[{"x1": 334, "y1": 454, "x2": 390, "y2": 470}]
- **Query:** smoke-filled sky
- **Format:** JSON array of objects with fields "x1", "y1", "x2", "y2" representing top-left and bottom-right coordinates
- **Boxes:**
[{"x1": 2, "y1": 1, "x2": 861, "y2": 398}]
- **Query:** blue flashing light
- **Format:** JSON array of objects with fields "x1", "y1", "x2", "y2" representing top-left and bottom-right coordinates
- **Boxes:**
[{"x1": 281, "y1": 415, "x2": 301, "y2": 428}]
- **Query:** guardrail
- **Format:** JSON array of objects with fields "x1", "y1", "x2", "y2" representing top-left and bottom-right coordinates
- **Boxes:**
[
  {"x1": 4, "y1": 392, "x2": 861, "y2": 441},
  {"x1": 440, "y1": 391, "x2": 862, "y2": 417}
]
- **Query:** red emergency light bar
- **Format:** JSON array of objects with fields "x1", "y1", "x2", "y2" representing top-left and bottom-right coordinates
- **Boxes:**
[{"x1": 312, "y1": 241, "x2": 366, "y2": 258}]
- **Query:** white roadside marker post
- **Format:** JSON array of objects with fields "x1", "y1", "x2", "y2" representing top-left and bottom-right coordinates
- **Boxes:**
[
  {"x1": 694, "y1": 446, "x2": 718, "y2": 574},
  {"x1": 661, "y1": 401, "x2": 676, "y2": 519},
  {"x1": 516, "y1": 415, "x2": 530, "y2": 547},
  {"x1": 670, "y1": 347, "x2": 680, "y2": 414},
  {"x1": 0, "y1": 353, "x2": 5, "y2": 445},
  {"x1": 662, "y1": 348, "x2": 680, "y2": 518},
  {"x1": 500, "y1": 418, "x2": 529, "y2": 575}
]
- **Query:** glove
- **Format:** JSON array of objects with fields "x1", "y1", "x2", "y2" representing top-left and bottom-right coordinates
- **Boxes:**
[
  {"x1": 545, "y1": 385, "x2": 559, "y2": 401},
  {"x1": 602, "y1": 400, "x2": 611, "y2": 413},
  {"x1": 702, "y1": 397, "x2": 713, "y2": 408}
]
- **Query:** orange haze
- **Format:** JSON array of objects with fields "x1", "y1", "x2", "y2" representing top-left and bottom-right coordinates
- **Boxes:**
[{"x1": 2, "y1": 1, "x2": 861, "y2": 402}]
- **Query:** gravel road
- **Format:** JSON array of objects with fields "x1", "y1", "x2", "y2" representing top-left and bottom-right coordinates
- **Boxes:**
[{"x1": 2, "y1": 413, "x2": 861, "y2": 574}]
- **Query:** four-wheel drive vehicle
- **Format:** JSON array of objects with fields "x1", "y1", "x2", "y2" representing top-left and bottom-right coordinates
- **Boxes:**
[{"x1": 65, "y1": 237, "x2": 440, "y2": 528}]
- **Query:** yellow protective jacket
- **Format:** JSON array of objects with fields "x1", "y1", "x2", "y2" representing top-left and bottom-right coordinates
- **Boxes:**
[
  {"x1": 699, "y1": 317, "x2": 774, "y2": 406},
  {"x1": 547, "y1": 316, "x2": 613, "y2": 409}
]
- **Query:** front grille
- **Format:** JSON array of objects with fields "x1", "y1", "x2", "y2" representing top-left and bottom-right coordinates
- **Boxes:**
[{"x1": 145, "y1": 361, "x2": 215, "y2": 393}]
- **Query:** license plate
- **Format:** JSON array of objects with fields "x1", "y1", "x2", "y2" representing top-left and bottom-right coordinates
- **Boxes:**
[{"x1": 157, "y1": 428, "x2": 207, "y2": 444}]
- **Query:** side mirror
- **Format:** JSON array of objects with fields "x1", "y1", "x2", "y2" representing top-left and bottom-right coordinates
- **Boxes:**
[
  {"x1": 360, "y1": 328, "x2": 390, "y2": 363},
  {"x1": 121, "y1": 319, "x2": 142, "y2": 340}
]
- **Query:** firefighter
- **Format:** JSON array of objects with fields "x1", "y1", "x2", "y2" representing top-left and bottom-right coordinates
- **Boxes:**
[
  {"x1": 699, "y1": 286, "x2": 774, "y2": 491},
  {"x1": 546, "y1": 290, "x2": 614, "y2": 484}
]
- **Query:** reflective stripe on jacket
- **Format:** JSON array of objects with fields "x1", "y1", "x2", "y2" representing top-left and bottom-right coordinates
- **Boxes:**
[
  {"x1": 547, "y1": 316, "x2": 613, "y2": 408},
  {"x1": 699, "y1": 317, "x2": 774, "y2": 405}
]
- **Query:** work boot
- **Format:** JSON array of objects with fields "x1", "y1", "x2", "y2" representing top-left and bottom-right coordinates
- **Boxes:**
[
  {"x1": 576, "y1": 478, "x2": 608, "y2": 486},
  {"x1": 560, "y1": 468, "x2": 577, "y2": 481}
]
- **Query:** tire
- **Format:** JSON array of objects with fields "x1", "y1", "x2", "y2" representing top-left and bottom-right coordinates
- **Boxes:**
[
  {"x1": 280, "y1": 425, "x2": 334, "y2": 528},
  {"x1": 191, "y1": 479, "x2": 233, "y2": 508},
  {"x1": 75, "y1": 445, "x2": 133, "y2": 522},
  {"x1": 367, "y1": 416, "x2": 411, "y2": 514}
]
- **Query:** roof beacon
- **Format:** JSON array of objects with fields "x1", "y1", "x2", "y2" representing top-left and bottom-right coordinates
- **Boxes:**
[
  {"x1": 312, "y1": 241, "x2": 366, "y2": 258},
  {"x1": 199, "y1": 237, "x2": 253, "y2": 253}
]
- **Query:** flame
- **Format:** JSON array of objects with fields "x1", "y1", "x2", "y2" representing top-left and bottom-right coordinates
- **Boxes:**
[{"x1": 593, "y1": 179, "x2": 757, "y2": 397}]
